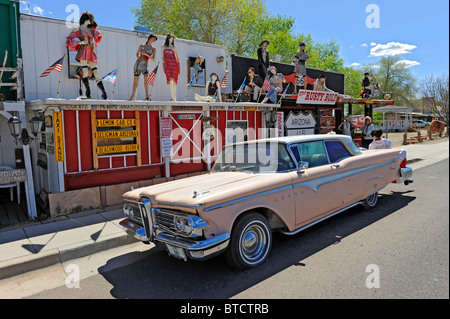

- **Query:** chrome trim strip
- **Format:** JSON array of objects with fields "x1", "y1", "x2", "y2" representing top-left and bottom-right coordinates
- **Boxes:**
[
  {"x1": 204, "y1": 184, "x2": 293, "y2": 212},
  {"x1": 279, "y1": 201, "x2": 364, "y2": 236}
]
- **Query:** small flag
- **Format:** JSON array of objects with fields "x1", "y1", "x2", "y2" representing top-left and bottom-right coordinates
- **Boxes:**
[
  {"x1": 281, "y1": 83, "x2": 291, "y2": 98},
  {"x1": 100, "y1": 69, "x2": 118, "y2": 84},
  {"x1": 40, "y1": 57, "x2": 64, "y2": 78},
  {"x1": 221, "y1": 73, "x2": 228, "y2": 89},
  {"x1": 147, "y1": 64, "x2": 159, "y2": 86},
  {"x1": 263, "y1": 77, "x2": 271, "y2": 92},
  {"x1": 237, "y1": 80, "x2": 246, "y2": 94}
]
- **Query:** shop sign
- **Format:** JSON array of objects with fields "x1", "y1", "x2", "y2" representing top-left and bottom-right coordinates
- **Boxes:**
[
  {"x1": 96, "y1": 144, "x2": 140, "y2": 155},
  {"x1": 0, "y1": 169, "x2": 27, "y2": 184},
  {"x1": 97, "y1": 119, "x2": 136, "y2": 127},
  {"x1": 161, "y1": 138, "x2": 173, "y2": 158},
  {"x1": 296, "y1": 90, "x2": 339, "y2": 105},
  {"x1": 53, "y1": 112, "x2": 65, "y2": 162},
  {"x1": 95, "y1": 130, "x2": 139, "y2": 140}
]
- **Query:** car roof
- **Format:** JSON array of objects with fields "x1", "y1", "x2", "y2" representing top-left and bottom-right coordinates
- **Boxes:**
[{"x1": 232, "y1": 134, "x2": 354, "y2": 146}]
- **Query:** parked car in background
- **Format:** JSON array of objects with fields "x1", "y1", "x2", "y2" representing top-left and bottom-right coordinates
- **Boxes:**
[
  {"x1": 120, "y1": 135, "x2": 413, "y2": 270},
  {"x1": 412, "y1": 120, "x2": 428, "y2": 128}
]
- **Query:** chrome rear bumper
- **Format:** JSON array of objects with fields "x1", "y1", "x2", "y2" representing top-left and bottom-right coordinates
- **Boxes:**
[
  {"x1": 401, "y1": 167, "x2": 413, "y2": 180},
  {"x1": 120, "y1": 218, "x2": 230, "y2": 260}
]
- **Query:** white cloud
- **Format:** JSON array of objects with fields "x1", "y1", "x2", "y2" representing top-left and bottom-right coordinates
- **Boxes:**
[
  {"x1": 394, "y1": 60, "x2": 421, "y2": 68},
  {"x1": 351, "y1": 63, "x2": 361, "y2": 67},
  {"x1": 369, "y1": 42, "x2": 417, "y2": 57},
  {"x1": 32, "y1": 5, "x2": 44, "y2": 15},
  {"x1": 370, "y1": 42, "x2": 377, "y2": 46},
  {"x1": 361, "y1": 44, "x2": 368, "y2": 47}
]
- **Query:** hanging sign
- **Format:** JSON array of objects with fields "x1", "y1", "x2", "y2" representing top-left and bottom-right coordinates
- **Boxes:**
[{"x1": 53, "y1": 112, "x2": 65, "y2": 162}]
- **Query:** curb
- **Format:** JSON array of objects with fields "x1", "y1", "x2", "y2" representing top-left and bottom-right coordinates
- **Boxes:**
[{"x1": 0, "y1": 232, "x2": 137, "y2": 280}]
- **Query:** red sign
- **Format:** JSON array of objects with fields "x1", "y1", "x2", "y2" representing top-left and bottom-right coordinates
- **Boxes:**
[{"x1": 160, "y1": 117, "x2": 173, "y2": 138}]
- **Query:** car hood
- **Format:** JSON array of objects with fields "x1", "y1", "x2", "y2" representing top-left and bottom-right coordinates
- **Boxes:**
[{"x1": 123, "y1": 172, "x2": 291, "y2": 212}]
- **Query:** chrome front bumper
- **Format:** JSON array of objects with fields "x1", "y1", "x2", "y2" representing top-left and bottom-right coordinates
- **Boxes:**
[{"x1": 120, "y1": 218, "x2": 230, "y2": 261}]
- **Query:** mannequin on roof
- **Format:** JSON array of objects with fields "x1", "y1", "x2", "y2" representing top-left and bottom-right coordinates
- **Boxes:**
[
  {"x1": 162, "y1": 34, "x2": 180, "y2": 101},
  {"x1": 194, "y1": 73, "x2": 223, "y2": 102},
  {"x1": 129, "y1": 34, "x2": 158, "y2": 101},
  {"x1": 66, "y1": 11, "x2": 107, "y2": 100}
]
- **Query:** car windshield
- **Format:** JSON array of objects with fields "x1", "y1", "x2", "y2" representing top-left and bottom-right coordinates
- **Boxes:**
[{"x1": 212, "y1": 142, "x2": 296, "y2": 174}]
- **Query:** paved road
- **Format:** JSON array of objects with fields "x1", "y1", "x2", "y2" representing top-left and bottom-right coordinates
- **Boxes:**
[{"x1": 1, "y1": 159, "x2": 448, "y2": 300}]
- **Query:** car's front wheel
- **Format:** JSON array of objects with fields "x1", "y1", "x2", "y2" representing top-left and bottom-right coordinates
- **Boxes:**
[
  {"x1": 362, "y1": 192, "x2": 379, "y2": 210},
  {"x1": 225, "y1": 213, "x2": 272, "y2": 271}
]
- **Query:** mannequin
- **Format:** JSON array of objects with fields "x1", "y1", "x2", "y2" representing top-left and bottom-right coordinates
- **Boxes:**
[
  {"x1": 66, "y1": 11, "x2": 107, "y2": 99},
  {"x1": 129, "y1": 34, "x2": 157, "y2": 101},
  {"x1": 294, "y1": 42, "x2": 309, "y2": 94},
  {"x1": 262, "y1": 66, "x2": 286, "y2": 104},
  {"x1": 195, "y1": 73, "x2": 222, "y2": 102},
  {"x1": 257, "y1": 40, "x2": 270, "y2": 79},
  {"x1": 162, "y1": 34, "x2": 180, "y2": 101}
]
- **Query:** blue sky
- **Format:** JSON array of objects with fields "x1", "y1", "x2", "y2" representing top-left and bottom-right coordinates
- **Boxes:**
[{"x1": 20, "y1": 0, "x2": 449, "y2": 80}]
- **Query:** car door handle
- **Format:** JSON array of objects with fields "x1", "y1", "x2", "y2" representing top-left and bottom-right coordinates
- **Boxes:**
[{"x1": 332, "y1": 164, "x2": 340, "y2": 169}]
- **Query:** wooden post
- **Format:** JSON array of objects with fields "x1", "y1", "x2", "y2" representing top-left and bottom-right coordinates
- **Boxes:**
[
  {"x1": 135, "y1": 111, "x2": 142, "y2": 167},
  {"x1": 91, "y1": 110, "x2": 99, "y2": 171}
]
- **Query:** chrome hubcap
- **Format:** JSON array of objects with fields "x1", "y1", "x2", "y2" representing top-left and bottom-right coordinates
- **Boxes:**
[
  {"x1": 239, "y1": 221, "x2": 270, "y2": 265},
  {"x1": 367, "y1": 193, "x2": 378, "y2": 206}
]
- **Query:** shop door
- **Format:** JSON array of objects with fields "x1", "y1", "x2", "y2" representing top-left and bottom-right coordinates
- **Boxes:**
[{"x1": 170, "y1": 113, "x2": 204, "y2": 163}]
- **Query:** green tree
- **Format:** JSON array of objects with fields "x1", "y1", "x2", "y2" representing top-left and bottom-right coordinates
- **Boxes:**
[{"x1": 364, "y1": 55, "x2": 418, "y2": 107}]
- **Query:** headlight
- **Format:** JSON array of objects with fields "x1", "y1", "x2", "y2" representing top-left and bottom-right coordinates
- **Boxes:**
[
  {"x1": 173, "y1": 216, "x2": 205, "y2": 237},
  {"x1": 122, "y1": 202, "x2": 135, "y2": 219}
]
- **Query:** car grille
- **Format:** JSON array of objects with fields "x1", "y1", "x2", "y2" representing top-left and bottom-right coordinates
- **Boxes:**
[
  {"x1": 153, "y1": 209, "x2": 178, "y2": 233},
  {"x1": 128, "y1": 202, "x2": 143, "y2": 225}
]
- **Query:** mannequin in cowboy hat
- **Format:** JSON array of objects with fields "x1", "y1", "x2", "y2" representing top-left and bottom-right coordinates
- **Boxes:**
[
  {"x1": 66, "y1": 11, "x2": 107, "y2": 100},
  {"x1": 257, "y1": 40, "x2": 270, "y2": 79}
]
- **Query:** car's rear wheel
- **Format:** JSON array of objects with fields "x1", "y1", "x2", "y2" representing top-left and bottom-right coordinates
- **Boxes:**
[
  {"x1": 225, "y1": 213, "x2": 272, "y2": 271},
  {"x1": 362, "y1": 192, "x2": 379, "y2": 210}
]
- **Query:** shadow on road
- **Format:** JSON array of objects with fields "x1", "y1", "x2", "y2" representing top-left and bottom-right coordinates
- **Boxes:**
[{"x1": 97, "y1": 189, "x2": 416, "y2": 299}]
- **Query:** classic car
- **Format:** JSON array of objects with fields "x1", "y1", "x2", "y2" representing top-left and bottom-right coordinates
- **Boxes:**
[{"x1": 120, "y1": 135, "x2": 413, "y2": 270}]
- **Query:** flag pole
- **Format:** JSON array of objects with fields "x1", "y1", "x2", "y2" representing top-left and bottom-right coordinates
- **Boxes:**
[
  {"x1": 111, "y1": 69, "x2": 117, "y2": 102},
  {"x1": 234, "y1": 77, "x2": 246, "y2": 103},
  {"x1": 56, "y1": 53, "x2": 66, "y2": 100},
  {"x1": 149, "y1": 62, "x2": 159, "y2": 102}
]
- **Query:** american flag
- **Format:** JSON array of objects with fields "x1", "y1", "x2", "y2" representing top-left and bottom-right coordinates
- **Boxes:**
[
  {"x1": 40, "y1": 57, "x2": 64, "y2": 78},
  {"x1": 220, "y1": 73, "x2": 228, "y2": 89},
  {"x1": 147, "y1": 64, "x2": 159, "y2": 86},
  {"x1": 263, "y1": 77, "x2": 271, "y2": 92}
]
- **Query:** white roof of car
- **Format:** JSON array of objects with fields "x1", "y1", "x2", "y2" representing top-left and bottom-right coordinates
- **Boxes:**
[{"x1": 235, "y1": 135, "x2": 354, "y2": 146}]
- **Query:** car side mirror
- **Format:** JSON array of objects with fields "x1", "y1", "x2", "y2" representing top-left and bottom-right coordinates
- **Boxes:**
[{"x1": 298, "y1": 161, "x2": 309, "y2": 174}]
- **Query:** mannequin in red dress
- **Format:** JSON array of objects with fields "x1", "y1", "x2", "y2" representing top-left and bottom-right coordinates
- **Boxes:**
[
  {"x1": 66, "y1": 11, "x2": 107, "y2": 99},
  {"x1": 162, "y1": 34, "x2": 180, "y2": 101}
]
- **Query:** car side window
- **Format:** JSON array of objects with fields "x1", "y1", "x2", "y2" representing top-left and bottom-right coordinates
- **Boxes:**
[
  {"x1": 290, "y1": 145, "x2": 301, "y2": 163},
  {"x1": 298, "y1": 141, "x2": 329, "y2": 168},
  {"x1": 325, "y1": 141, "x2": 352, "y2": 163}
]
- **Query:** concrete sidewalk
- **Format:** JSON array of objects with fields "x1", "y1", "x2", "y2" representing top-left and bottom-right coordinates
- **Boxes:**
[
  {"x1": 0, "y1": 207, "x2": 137, "y2": 280},
  {"x1": 0, "y1": 140, "x2": 448, "y2": 281}
]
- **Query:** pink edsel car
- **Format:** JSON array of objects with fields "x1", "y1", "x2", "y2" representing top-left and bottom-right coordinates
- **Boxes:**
[{"x1": 120, "y1": 135, "x2": 413, "y2": 270}]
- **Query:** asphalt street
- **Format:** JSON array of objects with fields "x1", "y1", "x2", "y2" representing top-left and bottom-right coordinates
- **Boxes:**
[{"x1": 1, "y1": 158, "x2": 448, "y2": 300}]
